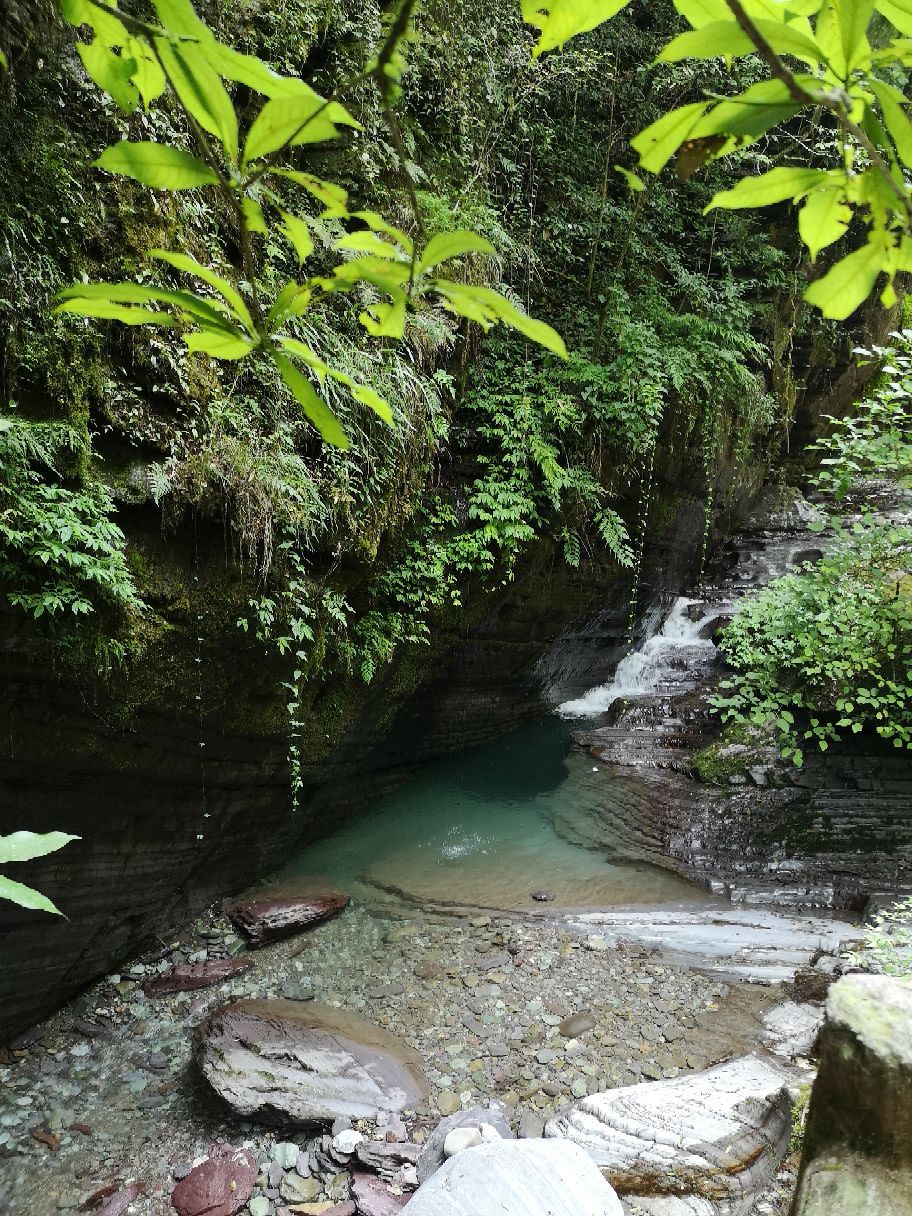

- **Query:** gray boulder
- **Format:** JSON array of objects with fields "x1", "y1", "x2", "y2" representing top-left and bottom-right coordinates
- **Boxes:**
[
  {"x1": 792, "y1": 974, "x2": 912, "y2": 1215},
  {"x1": 546, "y1": 1054, "x2": 796, "y2": 1215},
  {"x1": 194, "y1": 999, "x2": 427, "y2": 1124},
  {"x1": 416, "y1": 1101, "x2": 513, "y2": 1184},
  {"x1": 405, "y1": 1139, "x2": 623, "y2": 1216}
]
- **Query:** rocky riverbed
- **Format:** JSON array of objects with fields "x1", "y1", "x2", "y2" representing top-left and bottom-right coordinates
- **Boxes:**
[{"x1": 0, "y1": 888, "x2": 824, "y2": 1216}]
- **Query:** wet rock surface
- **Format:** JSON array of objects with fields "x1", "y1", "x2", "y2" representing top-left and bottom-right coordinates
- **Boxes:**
[
  {"x1": 171, "y1": 1144, "x2": 256, "y2": 1216},
  {"x1": 143, "y1": 960, "x2": 254, "y2": 997},
  {"x1": 406, "y1": 1138, "x2": 624, "y2": 1216},
  {"x1": 196, "y1": 999, "x2": 428, "y2": 1124},
  {"x1": 546, "y1": 1053, "x2": 798, "y2": 1211}
]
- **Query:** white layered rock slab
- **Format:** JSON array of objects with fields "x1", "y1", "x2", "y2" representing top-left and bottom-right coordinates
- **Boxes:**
[
  {"x1": 762, "y1": 1001, "x2": 824, "y2": 1060},
  {"x1": 545, "y1": 1054, "x2": 795, "y2": 1214},
  {"x1": 405, "y1": 1139, "x2": 624, "y2": 1216}
]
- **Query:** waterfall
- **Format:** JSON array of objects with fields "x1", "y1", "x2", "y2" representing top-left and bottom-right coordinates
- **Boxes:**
[{"x1": 556, "y1": 597, "x2": 714, "y2": 718}]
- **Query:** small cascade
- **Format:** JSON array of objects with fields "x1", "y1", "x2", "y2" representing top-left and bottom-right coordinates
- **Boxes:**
[{"x1": 557, "y1": 597, "x2": 714, "y2": 718}]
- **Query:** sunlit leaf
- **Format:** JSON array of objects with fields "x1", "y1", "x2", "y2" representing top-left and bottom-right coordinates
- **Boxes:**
[
  {"x1": 280, "y1": 210, "x2": 314, "y2": 264},
  {"x1": 154, "y1": 37, "x2": 238, "y2": 160},
  {"x1": 521, "y1": 0, "x2": 631, "y2": 55},
  {"x1": 659, "y1": 18, "x2": 823, "y2": 65},
  {"x1": 418, "y1": 230, "x2": 496, "y2": 271},
  {"x1": 870, "y1": 78, "x2": 912, "y2": 167},
  {"x1": 0, "y1": 832, "x2": 80, "y2": 864},
  {"x1": 128, "y1": 37, "x2": 167, "y2": 108},
  {"x1": 614, "y1": 164, "x2": 646, "y2": 191},
  {"x1": 96, "y1": 141, "x2": 219, "y2": 190},
  {"x1": 149, "y1": 249, "x2": 255, "y2": 334},
  {"x1": 632, "y1": 102, "x2": 708, "y2": 173},
  {"x1": 359, "y1": 294, "x2": 407, "y2": 338},
  {"x1": 271, "y1": 169, "x2": 349, "y2": 216},
  {"x1": 0, "y1": 875, "x2": 65, "y2": 916},
  {"x1": 243, "y1": 85, "x2": 358, "y2": 163},
  {"x1": 708, "y1": 166, "x2": 832, "y2": 209},
  {"x1": 273, "y1": 353, "x2": 349, "y2": 448},
  {"x1": 804, "y1": 238, "x2": 885, "y2": 317},
  {"x1": 798, "y1": 186, "x2": 852, "y2": 258},
  {"x1": 184, "y1": 329, "x2": 255, "y2": 359},
  {"x1": 77, "y1": 38, "x2": 139, "y2": 112}
]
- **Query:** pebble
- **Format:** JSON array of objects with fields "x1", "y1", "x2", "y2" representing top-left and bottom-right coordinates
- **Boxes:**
[
  {"x1": 443, "y1": 1127, "x2": 483, "y2": 1156},
  {"x1": 271, "y1": 1142, "x2": 301, "y2": 1169}
]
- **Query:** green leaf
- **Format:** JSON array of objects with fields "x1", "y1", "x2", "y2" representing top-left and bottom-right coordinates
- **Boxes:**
[
  {"x1": 870, "y1": 78, "x2": 912, "y2": 168},
  {"x1": 127, "y1": 37, "x2": 167, "y2": 108},
  {"x1": 615, "y1": 165, "x2": 646, "y2": 191},
  {"x1": 708, "y1": 165, "x2": 832, "y2": 209},
  {"x1": 243, "y1": 85, "x2": 358, "y2": 163},
  {"x1": 96, "y1": 141, "x2": 219, "y2": 190},
  {"x1": 432, "y1": 281, "x2": 568, "y2": 356},
  {"x1": 351, "y1": 384, "x2": 394, "y2": 426},
  {"x1": 632, "y1": 102, "x2": 708, "y2": 173},
  {"x1": 54, "y1": 298, "x2": 179, "y2": 326},
  {"x1": 150, "y1": 0, "x2": 208, "y2": 37},
  {"x1": 798, "y1": 186, "x2": 852, "y2": 258},
  {"x1": 418, "y1": 230, "x2": 496, "y2": 271},
  {"x1": 184, "y1": 328, "x2": 255, "y2": 359},
  {"x1": 271, "y1": 169, "x2": 349, "y2": 216},
  {"x1": 149, "y1": 249, "x2": 255, "y2": 334},
  {"x1": 815, "y1": 0, "x2": 873, "y2": 76},
  {"x1": 691, "y1": 77, "x2": 805, "y2": 140},
  {"x1": 60, "y1": 0, "x2": 127, "y2": 43},
  {"x1": 56, "y1": 281, "x2": 239, "y2": 329},
  {"x1": 359, "y1": 294, "x2": 407, "y2": 339},
  {"x1": 877, "y1": 0, "x2": 912, "y2": 34},
  {"x1": 336, "y1": 231, "x2": 406, "y2": 259},
  {"x1": 280, "y1": 210, "x2": 314, "y2": 264},
  {"x1": 272, "y1": 353, "x2": 349, "y2": 449},
  {"x1": 0, "y1": 831, "x2": 79, "y2": 864},
  {"x1": 0, "y1": 874, "x2": 65, "y2": 916},
  {"x1": 352, "y1": 210, "x2": 415, "y2": 254},
  {"x1": 0, "y1": 49, "x2": 6, "y2": 70},
  {"x1": 804, "y1": 238, "x2": 885, "y2": 317},
  {"x1": 77, "y1": 39, "x2": 139, "y2": 112},
  {"x1": 154, "y1": 37, "x2": 238, "y2": 161},
  {"x1": 521, "y1": 0, "x2": 631, "y2": 55},
  {"x1": 243, "y1": 195, "x2": 268, "y2": 234},
  {"x1": 659, "y1": 18, "x2": 823, "y2": 66},
  {"x1": 203, "y1": 42, "x2": 295, "y2": 96}
]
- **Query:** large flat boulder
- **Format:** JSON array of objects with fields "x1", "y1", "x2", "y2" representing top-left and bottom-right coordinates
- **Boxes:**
[
  {"x1": 792, "y1": 974, "x2": 912, "y2": 1215},
  {"x1": 545, "y1": 1054, "x2": 795, "y2": 1213},
  {"x1": 404, "y1": 1139, "x2": 623, "y2": 1216},
  {"x1": 195, "y1": 999, "x2": 427, "y2": 1124}
]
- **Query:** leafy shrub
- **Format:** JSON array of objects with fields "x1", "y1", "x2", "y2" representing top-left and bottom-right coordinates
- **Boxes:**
[{"x1": 845, "y1": 897, "x2": 912, "y2": 978}]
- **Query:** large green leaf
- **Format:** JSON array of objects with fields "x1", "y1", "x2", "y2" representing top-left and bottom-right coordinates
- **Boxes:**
[
  {"x1": 0, "y1": 874, "x2": 64, "y2": 916},
  {"x1": 96, "y1": 141, "x2": 219, "y2": 189},
  {"x1": 273, "y1": 353, "x2": 349, "y2": 448},
  {"x1": 243, "y1": 85, "x2": 358, "y2": 163},
  {"x1": 77, "y1": 38, "x2": 139, "y2": 112},
  {"x1": 798, "y1": 186, "x2": 852, "y2": 258},
  {"x1": 692, "y1": 78, "x2": 805, "y2": 140},
  {"x1": 877, "y1": 0, "x2": 912, "y2": 33},
  {"x1": 55, "y1": 298, "x2": 179, "y2": 326},
  {"x1": 708, "y1": 165, "x2": 832, "y2": 209},
  {"x1": 277, "y1": 339, "x2": 394, "y2": 424},
  {"x1": 184, "y1": 328, "x2": 255, "y2": 359},
  {"x1": 815, "y1": 0, "x2": 873, "y2": 77},
  {"x1": 280, "y1": 210, "x2": 314, "y2": 264},
  {"x1": 432, "y1": 281, "x2": 568, "y2": 356},
  {"x1": 56, "y1": 281, "x2": 238, "y2": 329},
  {"x1": 870, "y1": 78, "x2": 912, "y2": 167},
  {"x1": 150, "y1": 0, "x2": 208, "y2": 38},
  {"x1": 149, "y1": 250, "x2": 255, "y2": 334},
  {"x1": 660, "y1": 18, "x2": 823, "y2": 65},
  {"x1": 0, "y1": 831, "x2": 79, "y2": 864},
  {"x1": 60, "y1": 0, "x2": 128, "y2": 44},
  {"x1": 154, "y1": 37, "x2": 238, "y2": 160},
  {"x1": 632, "y1": 102, "x2": 708, "y2": 173},
  {"x1": 521, "y1": 0, "x2": 631, "y2": 55},
  {"x1": 128, "y1": 37, "x2": 167, "y2": 108},
  {"x1": 204, "y1": 42, "x2": 293, "y2": 96},
  {"x1": 359, "y1": 295, "x2": 407, "y2": 339},
  {"x1": 418, "y1": 231, "x2": 496, "y2": 271},
  {"x1": 804, "y1": 238, "x2": 885, "y2": 317}
]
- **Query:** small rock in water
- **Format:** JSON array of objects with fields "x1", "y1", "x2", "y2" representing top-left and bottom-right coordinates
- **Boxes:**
[
  {"x1": 530, "y1": 892, "x2": 555, "y2": 903},
  {"x1": 225, "y1": 885, "x2": 350, "y2": 946}
]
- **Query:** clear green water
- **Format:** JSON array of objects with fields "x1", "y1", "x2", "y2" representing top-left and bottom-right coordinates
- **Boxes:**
[{"x1": 284, "y1": 718, "x2": 707, "y2": 913}]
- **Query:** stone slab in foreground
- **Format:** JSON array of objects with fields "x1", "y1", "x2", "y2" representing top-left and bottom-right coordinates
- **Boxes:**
[
  {"x1": 405, "y1": 1139, "x2": 623, "y2": 1216},
  {"x1": 195, "y1": 999, "x2": 427, "y2": 1124},
  {"x1": 792, "y1": 974, "x2": 912, "y2": 1215},
  {"x1": 225, "y1": 884, "x2": 349, "y2": 946},
  {"x1": 545, "y1": 1053, "x2": 796, "y2": 1214}
]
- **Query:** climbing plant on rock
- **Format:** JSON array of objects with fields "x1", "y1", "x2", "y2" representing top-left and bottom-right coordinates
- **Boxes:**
[
  {"x1": 55, "y1": 0, "x2": 566, "y2": 449},
  {"x1": 523, "y1": 0, "x2": 912, "y2": 320}
]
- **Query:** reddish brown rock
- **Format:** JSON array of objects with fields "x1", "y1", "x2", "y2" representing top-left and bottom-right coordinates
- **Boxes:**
[
  {"x1": 93, "y1": 1184, "x2": 144, "y2": 1216},
  {"x1": 350, "y1": 1171, "x2": 410, "y2": 1216},
  {"x1": 143, "y1": 959, "x2": 253, "y2": 996},
  {"x1": 225, "y1": 886, "x2": 349, "y2": 946},
  {"x1": 171, "y1": 1144, "x2": 255, "y2": 1216}
]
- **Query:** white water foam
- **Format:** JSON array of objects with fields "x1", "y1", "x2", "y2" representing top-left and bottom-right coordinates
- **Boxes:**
[{"x1": 557, "y1": 596, "x2": 713, "y2": 718}]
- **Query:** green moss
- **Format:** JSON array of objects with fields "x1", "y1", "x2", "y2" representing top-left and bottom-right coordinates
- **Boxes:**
[{"x1": 690, "y1": 723, "x2": 761, "y2": 785}]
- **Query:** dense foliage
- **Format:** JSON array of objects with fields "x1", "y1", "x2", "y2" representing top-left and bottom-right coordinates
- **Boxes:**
[{"x1": 714, "y1": 331, "x2": 912, "y2": 764}]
